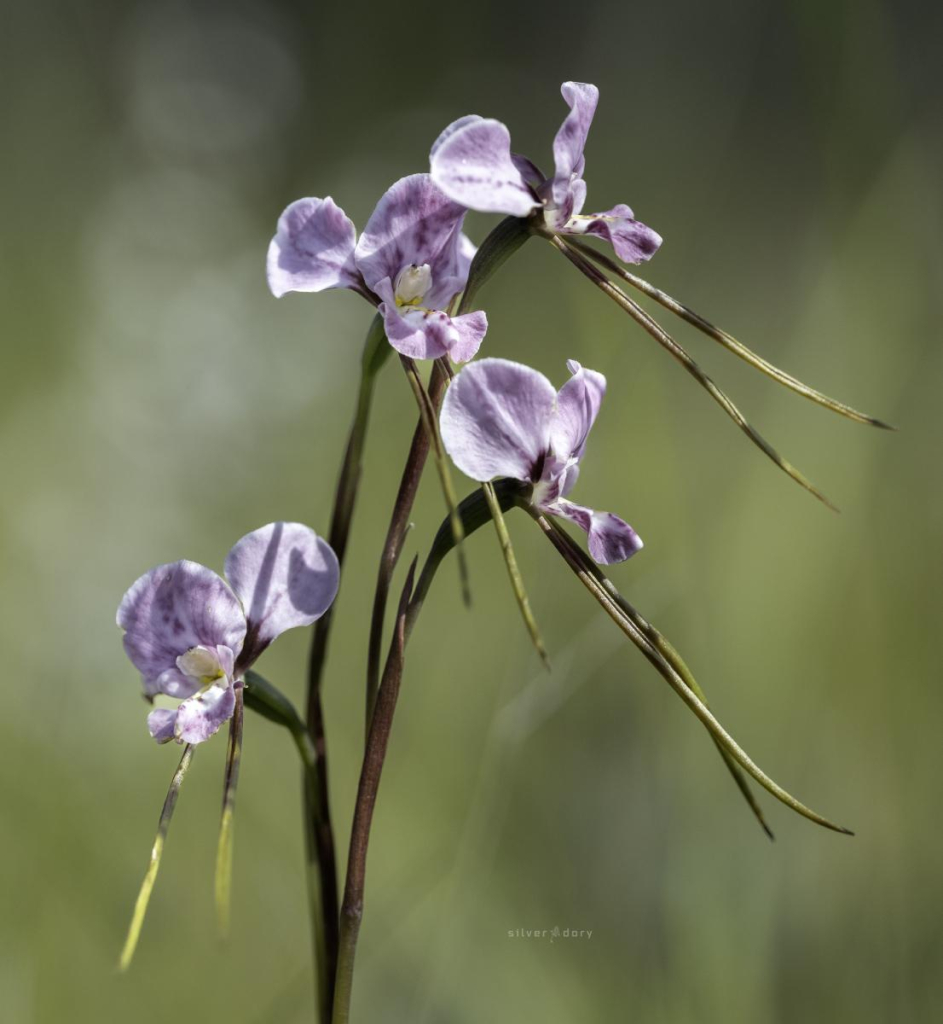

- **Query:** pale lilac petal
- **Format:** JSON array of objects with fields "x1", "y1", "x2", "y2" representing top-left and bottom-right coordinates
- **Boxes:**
[
  {"x1": 224, "y1": 522, "x2": 339, "y2": 661},
  {"x1": 173, "y1": 682, "x2": 236, "y2": 745},
  {"x1": 355, "y1": 174, "x2": 468, "y2": 299},
  {"x1": 457, "y1": 233, "x2": 477, "y2": 284},
  {"x1": 147, "y1": 708, "x2": 177, "y2": 744},
  {"x1": 117, "y1": 562, "x2": 247, "y2": 697},
  {"x1": 548, "y1": 499, "x2": 643, "y2": 564},
  {"x1": 511, "y1": 153, "x2": 546, "y2": 190},
  {"x1": 565, "y1": 205, "x2": 663, "y2": 264},
  {"x1": 430, "y1": 117, "x2": 539, "y2": 218},
  {"x1": 447, "y1": 311, "x2": 488, "y2": 363},
  {"x1": 380, "y1": 306, "x2": 487, "y2": 363},
  {"x1": 550, "y1": 359, "x2": 607, "y2": 461},
  {"x1": 552, "y1": 82, "x2": 599, "y2": 209},
  {"x1": 267, "y1": 197, "x2": 360, "y2": 297},
  {"x1": 440, "y1": 358, "x2": 556, "y2": 483}
]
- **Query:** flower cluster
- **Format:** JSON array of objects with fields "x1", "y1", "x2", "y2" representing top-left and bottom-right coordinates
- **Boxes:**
[{"x1": 118, "y1": 523, "x2": 338, "y2": 744}]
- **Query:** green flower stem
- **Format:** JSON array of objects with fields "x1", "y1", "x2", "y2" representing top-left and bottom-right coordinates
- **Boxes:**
[
  {"x1": 364, "y1": 216, "x2": 532, "y2": 731},
  {"x1": 302, "y1": 313, "x2": 390, "y2": 1023},
  {"x1": 215, "y1": 685, "x2": 244, "y2": 937},
  {"x1": 565, "y1": 238, "x2": 894, "y2": 430},
  {"x1": 244, "y1": 673, "x2": 333, "y2": 1022},
  {"x1": 549, "y1": 234, "x2": 838, "y2": 511},
  {"x1": 399, "y1": 355, "x2": 470, "y2": 605},
  {"x1": 525, "y1": 505, "x2": 853, "y2": 834},
  {"x1": 118, "y1": 743, "x2": 195, "y2": 971}
]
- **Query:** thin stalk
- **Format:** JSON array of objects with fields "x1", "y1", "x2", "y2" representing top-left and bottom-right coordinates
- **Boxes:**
[
  {"x1": 334, "y1": 561, "x2": 417, "y2": 1024},
  {"x1": 118, "y1": 744, "x2": 195, "y2": 971},
  {"x1": 566, "y1": 239, "x2": 894, "y2": 430},
  {"x1": 300, "y1": 316, "x2": 387, "y2": 1020},
  {"x1": 544, "y1": 517, "x2": 773, "y2": 838},
  {"x1": 550, "y1": 235, "x2": 837, "y2": 511},
  {"x1": 364, "y1": 217, "x2": 531, "y2": 732},
  {"x1": 244, "y1": 670, "x2": 331, "y2": 1023},
  {"x1": 400, "y1": 355, "x2": 470, "y2": 605},
  {"x1": 482, "y1": 479, "x2": 550, "y2": 669},
  {"x1": 526, "y1": 504, "x2": 852, "y2": 834},
  {"x1": 215, "y1": 685, "x2": 244, "y2": 936}
]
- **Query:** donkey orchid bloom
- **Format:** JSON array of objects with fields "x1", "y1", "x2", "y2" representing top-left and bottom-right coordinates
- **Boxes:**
[
  {"x1": 430, "y1": 82, "x2": 662, "y2": 265},
  {"x1": 440, "y1": 358, "x2": 643, "y2": 563},
  {"x1": 117, "y1": 523, "x2": 339, "y2": 745},
  {"x1": 267, "y1": 174, "x2": 486, "y2": 362}
]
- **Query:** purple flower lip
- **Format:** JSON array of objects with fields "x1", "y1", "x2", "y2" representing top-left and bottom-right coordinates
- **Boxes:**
[
  {"x1": 429, "y1": 82, "x2": 663, "y2": 266},
  {"x1": 439, "y1": 357, "x2": 643, "y2": 564},
  {"x1": 117, "y1": 523, "x2": 340, "y2": 745},
  {"x1": 267, "y1": 174, "x2": 487, "y2": 362}
]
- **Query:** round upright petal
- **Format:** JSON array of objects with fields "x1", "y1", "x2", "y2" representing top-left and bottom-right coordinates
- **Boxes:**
[
  {"x1": 564, "y1": 205, "x2": 663, "y2": 264},
  {"x1": 173, "y1": 682, "x2": 236, "y2": 745},
  {"x1": 267, "y1": 197, "x2": 360, "y2": 297},
  {"x1": 549, "y1": 359, "x2": 607, "y2": 462},
  {"x1": 552, "y1": 82, "x2": 599, "y2": 209},
  {"x1": 224, "y1": 522, "x2": 339, "y2": 661},
  {"x1": 430, "y1": 117, "x2": 540, "y2": 218},
  {"x1": 440, "y1": 358, "x2": 556, "y2": 483},
  {"x1": 117, "y1": 561, "x2": 247, "y2": 697},
  {"x1": 355, "y1": 174, "x2": 469, "y2": 299},
  {"x1": 548, "y1": 499, "x2": 643, "y2": 564}
]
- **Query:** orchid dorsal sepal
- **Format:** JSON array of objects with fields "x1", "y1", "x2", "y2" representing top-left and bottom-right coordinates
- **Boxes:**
[
  {"x1": 566, "y1": 239, "x2": 896, "y2": 432},
  {"x1": 527, "y1": 507, "x2": 853, "y2": 835},
  {"x1": 549, "y1": 235, "x2": 840, "y2": 511},
  {"x1": 118, "y1": 743, "x2": 196, "y2": 972}
]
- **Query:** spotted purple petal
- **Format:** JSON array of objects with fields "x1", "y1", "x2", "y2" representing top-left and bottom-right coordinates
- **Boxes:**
[
  {"x1": 440, "y1": 358, "x2": 556, "y2": 483},
  {"x1": 564, "y1": 204, "x2": 663, "y2": 264},
  {"x1": 548, "y1": 499, "x2": 643, "y2": 564},
  {"x1": 173, "y1": 682, "x2": 236, "y2": 745},
  {"x1": 354, "y1": 174, "x2": 469, "y2": 302},
  {"x1": 224, "y1": 522, "x2": 339, "y2": 663},
  {"x1": 430, "y1": 116, "x2": 540, "y2": 218},
  {"x1": 550, "y1": 359, "x2": 606, "y2": 462},
  {"x1": 552, "y1": 82, "x2": 599, "y2": 210},
  {"x1": 267, "y1": 197, "x2": 360, "y2": 297},
  {"x1": 381, "y1": 306, "x2": 488, "y2": 363},
  {"x1": 147, "y1": 708, "x2": 178, "y2": 744},
  {"x1": 117, "y1": 561, "x2": 247, "y2": 698}
]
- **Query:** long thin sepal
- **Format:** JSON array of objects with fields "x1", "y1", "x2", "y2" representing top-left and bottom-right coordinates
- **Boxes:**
[
  {"x1": 545, "y1": 517, "x2": 773, "y2": 838},
  {"x1": 550, "y1": 235, "x2": 838, "y2": 511},
  {"x1": 118, "y1": 743, "x2": 196, "y2": 971},
  {"x1": 567, "y1": 240, "x2": 894, "y2": 431},
  {"x1": 528, "y1": 507, "x2": 852, "y2": 834},
  {"x1": 482, "y1": 479, "x2": 550, "y2": 669},
  {"x1": 215, "y1": 685, "x2": 244, "y2": 937},
  {"x1": 400, "y1": 356, "x2": 471, "y2": 605}
]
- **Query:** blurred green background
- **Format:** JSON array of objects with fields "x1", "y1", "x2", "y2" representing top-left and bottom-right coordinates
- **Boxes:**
[{"x1": 2, "y1": 0, "x2": 941, "y2": 1020}]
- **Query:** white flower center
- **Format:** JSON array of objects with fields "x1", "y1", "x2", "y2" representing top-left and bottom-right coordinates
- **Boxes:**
[
  {"x1": 177, "y1": 645, "x2": 227, "y2": 688},
  {"x1": 394, "y1": 263, "x2": 433, "y2": 306}
]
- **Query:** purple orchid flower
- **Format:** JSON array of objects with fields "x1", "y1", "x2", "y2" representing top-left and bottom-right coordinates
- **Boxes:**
[
  {"x1": 440, "y1": 358, "x2": 643, "y2": 564},
  {"x1": 430, "y1": 82, "x2": 662, "y2": 265},
  {"x1": 267, "y1": 173, "x2": 487, "y2": 362},
  {"x1": 117, "y1": 523, "x2": 339, "y2": 745}
]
